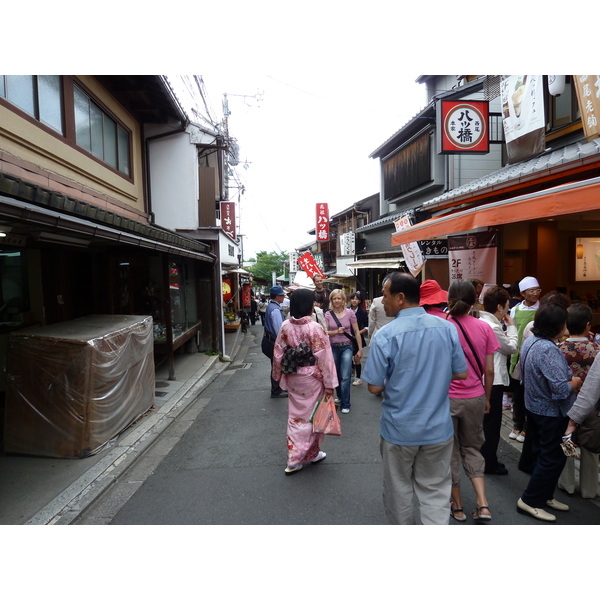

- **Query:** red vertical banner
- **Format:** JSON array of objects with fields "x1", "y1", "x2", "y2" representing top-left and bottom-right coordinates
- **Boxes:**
[
  {"x1": 298, "y1": 251, "x2": 325, "y2": 279},
  {"x1": 242, "y1": 283, "x2": 251, "y2": 308},
  {"x1": 221, "y1": 201, "x2": 236, "y2": 240},
  {"x1": 316, "y1": 203, "x2": 329, "y2": 242}
]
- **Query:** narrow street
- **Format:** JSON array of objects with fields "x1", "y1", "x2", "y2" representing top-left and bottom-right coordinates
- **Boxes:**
[{"x1": 75, "y1": 322, "x2": 600, "y2": 526}]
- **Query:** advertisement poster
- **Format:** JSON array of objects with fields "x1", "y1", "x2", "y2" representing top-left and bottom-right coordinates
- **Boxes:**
[
  {"x1": 575, "y1": 238, "x2": 600, "y2": 281},
  {"x1": 500, "y1": 75, "x2": 545, "y2": 163},
  {"x1": 448, "y1": 231, "x2": 497, "y2": 284},
  {"x1": 394, "y1": 214, "x2": 424, "y2": 277}
]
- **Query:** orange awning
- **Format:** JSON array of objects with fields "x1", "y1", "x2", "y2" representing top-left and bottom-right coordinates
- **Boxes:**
[{"x1": 391, "y1": 177, "x2": 600, "y2": 247}]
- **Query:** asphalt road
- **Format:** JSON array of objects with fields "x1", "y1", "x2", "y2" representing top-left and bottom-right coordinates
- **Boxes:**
[{"x1": 75, "y1": 322, "x2": 600, "y2": 526}]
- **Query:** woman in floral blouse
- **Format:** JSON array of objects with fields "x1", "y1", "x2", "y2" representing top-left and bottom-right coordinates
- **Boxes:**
[{"x1": 557, "y1": 303, "x2": 600, "y2": 497}]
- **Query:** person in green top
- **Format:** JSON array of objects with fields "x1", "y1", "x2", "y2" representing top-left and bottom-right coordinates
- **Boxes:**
[{"x1": 508, "y1": 276, "x2": 541, "y2": 446}]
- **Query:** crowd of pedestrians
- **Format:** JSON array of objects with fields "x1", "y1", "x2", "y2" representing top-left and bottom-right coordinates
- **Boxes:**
[{"x1": 257, "y1": 270, "x2": 599, "y2": 524}]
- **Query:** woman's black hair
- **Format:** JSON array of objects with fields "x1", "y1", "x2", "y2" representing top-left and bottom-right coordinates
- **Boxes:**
[
  {"x1": 349, "y1": 291, "x2": 361, "y2": 301},
  {"x1": 531, "y1": 304, "x2": 568, "y2": 340},
  {"x1": 566, "y1": 303, "x2": 593, "y2": 336},
  {"x1": 447, "y1": 280, "x2": 476, "y2": 317},
  {"x1": 314, "y1": 292, "x2": 325, "y2": 305},
  {"x1": 290, "y1": 288, "x2": 316, "y2": 319}
]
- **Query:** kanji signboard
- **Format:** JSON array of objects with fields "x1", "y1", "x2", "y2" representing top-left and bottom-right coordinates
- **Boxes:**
[
  {"x1": 298, "y1": 251, "x2": 325, "y2": 279},
  {"x1": 221, "y1": 201, "x2": 236, "y2": 240},
  {"x1": 438, "y1": 100, "x2": 489, "y2": 154},
  {"x1": 316, "y1": 203, "x2": 330, "y2": 242},
  {"x1": 574, "y1": 76, "x2": 600, "y2": 140},
  {"x1": 394, "y1": 215, "x2": 424, "y2": 277}
]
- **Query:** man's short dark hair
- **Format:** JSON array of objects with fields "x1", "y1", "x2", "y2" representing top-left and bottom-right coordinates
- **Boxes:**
[
  {"x1": 387, "y1": 272, "x2": 420, "y2": 304},
  {"x1": 532, "y1": 304, "x2": 567, "y2": 340},
  {"x1": 482, "y1": 286, "x2": 510, "y2": 313},
  {"x1": 567, "y1": 303, "x2": 593, "y2": 336}
]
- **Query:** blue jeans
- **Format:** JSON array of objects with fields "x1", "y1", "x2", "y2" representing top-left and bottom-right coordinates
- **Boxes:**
[{"x1": 331, "y1": 343, "x2": 353, "y2": 409}]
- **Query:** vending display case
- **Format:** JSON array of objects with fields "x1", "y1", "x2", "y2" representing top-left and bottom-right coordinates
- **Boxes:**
[{"x1": 3, "y1": 314, "x2": 154, "y2": 458}]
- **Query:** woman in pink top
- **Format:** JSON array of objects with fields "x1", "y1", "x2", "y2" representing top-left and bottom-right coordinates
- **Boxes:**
[
  {"x1": 324, "y1": 289, "x2": 363, "y2": 414},
  {"x1": 446, "y1": 280, "x2": 500, "y2": 522}
]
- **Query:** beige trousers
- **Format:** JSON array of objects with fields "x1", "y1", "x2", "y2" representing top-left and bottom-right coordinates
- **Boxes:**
[{"x1": 380, "y1": 436, "x2": 453, "y2": 525}]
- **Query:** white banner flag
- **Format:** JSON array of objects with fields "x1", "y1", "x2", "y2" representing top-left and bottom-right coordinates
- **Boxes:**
[{"x1": 394, "y1": 215, "x2": 424, "y2": 277}]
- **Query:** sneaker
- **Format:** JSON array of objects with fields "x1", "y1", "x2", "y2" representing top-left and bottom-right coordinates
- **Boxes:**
[
  {"x1": 516, "y1": 431, "x2": 526, "y2": 443},
  {"x1": 508, "y1": 429, "x2": 520, "y2": 440},
  {"x1": 352, "y1": 379, "x2": 362, "y2": 386},
  {"x1": 341, "y1": 408, "x2": 350, "y2": 414},
  {"x1": 334, "y1": 397, "x2": 341, "y2": 405}
]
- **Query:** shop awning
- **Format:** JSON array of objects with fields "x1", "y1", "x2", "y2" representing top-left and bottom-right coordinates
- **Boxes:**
[
  {"x1": 391, "y1": 177, "x2": 600, "y2": 247},
  {"x1": 345, "y1": 257, "x2": 403, "y2": 269}
]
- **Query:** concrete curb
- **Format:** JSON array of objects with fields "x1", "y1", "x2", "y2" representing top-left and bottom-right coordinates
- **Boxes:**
[{"x1": 25, "y1": 349, "x2": 235, "y2": 525}]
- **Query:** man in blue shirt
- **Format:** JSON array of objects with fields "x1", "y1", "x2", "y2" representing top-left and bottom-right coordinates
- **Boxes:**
[
  {"x1": 362, "y1": 272, "x2": 467, "y2": 525},
  {"x1": 262, "y1": 285, "x2": 288, "y2": 398}
]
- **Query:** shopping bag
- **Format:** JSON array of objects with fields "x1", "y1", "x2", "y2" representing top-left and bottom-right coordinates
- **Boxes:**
[{"x1": 311, "y1": 394, "x2": 342, "y2": 436}]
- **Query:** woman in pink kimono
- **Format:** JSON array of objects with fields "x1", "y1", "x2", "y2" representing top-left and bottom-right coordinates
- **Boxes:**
[{"x1": 273, "y1": 288, "x2": 339, "y2": 475}]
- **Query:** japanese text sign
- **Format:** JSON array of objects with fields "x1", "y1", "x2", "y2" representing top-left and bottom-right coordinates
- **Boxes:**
[
  {"x1": 394, "y1": 215, "x2": 424, "y2": 277},
  {"x1": 298, "y1": 251, "x2": 325, "y2": 279},
  {"x1": 221, "y1": 201, "x2": 236, "y2": 240},
  {"x1": 448, "y1": 231, "x2": 497, "y2": 284},
  {"x1": 439, "y1": 100, "x2": 489, "y2": 154},
  {"x1": 574, "y1": 76, "x2": 600, "y2": 140},
  {"x1": 316, "y1": 203, "x2": 330, "y2": 242}
]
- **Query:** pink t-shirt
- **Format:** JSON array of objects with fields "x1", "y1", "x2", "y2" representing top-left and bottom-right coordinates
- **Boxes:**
[
  {"x1": 324, "y1": 308, "x2": 357, "y2": 344},
  {"x1": 448, "y1": 315, "x2": 500, "y2": 398}
]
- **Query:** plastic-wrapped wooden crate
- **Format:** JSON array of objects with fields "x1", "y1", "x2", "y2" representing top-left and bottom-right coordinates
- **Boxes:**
[{"x1": 4, "y1": 315, "x2": 154, "y2": 458}]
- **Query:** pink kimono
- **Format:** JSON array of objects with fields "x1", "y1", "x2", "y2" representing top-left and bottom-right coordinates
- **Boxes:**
[{"x1": 273, "y1": 316, "x2": 339, "y2": 466}]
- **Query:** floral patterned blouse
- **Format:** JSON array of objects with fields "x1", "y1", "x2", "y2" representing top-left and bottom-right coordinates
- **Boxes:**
[{"x1": 558, "y1": 338, "x2": 600, "y2": 383}]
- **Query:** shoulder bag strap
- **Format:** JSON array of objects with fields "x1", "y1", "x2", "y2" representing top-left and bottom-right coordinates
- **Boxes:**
[
  {"x1": 453, "y1": 317, "x2": 484, "y2": 379},
  {"x1": 328, "y1": 309, "x2": 355, "y2": 344}
]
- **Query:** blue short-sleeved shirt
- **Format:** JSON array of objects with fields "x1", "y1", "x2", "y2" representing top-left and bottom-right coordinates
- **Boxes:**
[{"x1": 362, "y1": 306, "x2": 467, "y2": 446}]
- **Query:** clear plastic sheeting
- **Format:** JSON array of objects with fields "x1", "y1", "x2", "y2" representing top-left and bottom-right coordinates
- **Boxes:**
[{"x1": 4, "y1": 315, "x2": 155, "y2": 458}]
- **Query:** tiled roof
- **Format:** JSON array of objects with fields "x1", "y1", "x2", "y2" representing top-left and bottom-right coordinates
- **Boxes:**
[{"x1": 421, "y1": 138, "x2": 600, "y2": 211}]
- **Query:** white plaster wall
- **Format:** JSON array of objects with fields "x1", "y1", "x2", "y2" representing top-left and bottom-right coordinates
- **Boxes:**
[{"x1": 149, "y1": 133, "x2": 199, "y2": 230}]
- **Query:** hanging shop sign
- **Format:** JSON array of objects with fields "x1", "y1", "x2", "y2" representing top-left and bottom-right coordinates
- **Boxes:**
[
  {"x1": 500, "y1": 75, "x2": 545, "y2": 164},
  {"x1": 448, "y1": 231, "x2": 497, "y2": 285},
  {"x1": 298, "y1": 251, "x2": 325, "y2": 279},
  {"x1": 394, "y1": 215, "x2": 424, "y2": 277},
  {"x1": 574, "y1": 76, "x2": 600, "y2": 140},
  {"x1": 316, "y1": 203, "x2": 330, "y2": 242},
  {"x1": 437, "y1": 100, "x2": 489, "y2": 154},
  {"x1": 221, "y1": 201, "x2": 236, "y2": 240}
]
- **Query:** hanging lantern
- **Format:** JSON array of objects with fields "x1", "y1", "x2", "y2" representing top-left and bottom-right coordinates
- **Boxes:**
[{"x1": 548, "y1": 76, "x2": 566, "y2": 97}]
